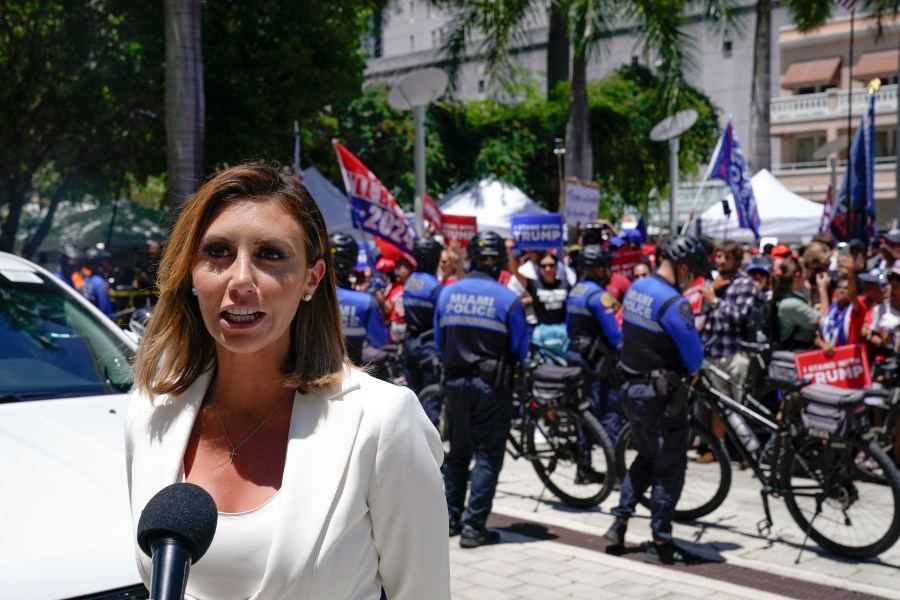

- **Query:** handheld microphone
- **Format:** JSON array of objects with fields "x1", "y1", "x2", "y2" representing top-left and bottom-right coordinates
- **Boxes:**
[{"x1": 137, "y1": 483, "x2": 218, "y2": 600}]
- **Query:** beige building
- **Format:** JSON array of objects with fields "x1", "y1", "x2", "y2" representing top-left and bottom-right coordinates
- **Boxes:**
[{"x1": 772, "y1": 14, "x2": 899, "y2": 228}]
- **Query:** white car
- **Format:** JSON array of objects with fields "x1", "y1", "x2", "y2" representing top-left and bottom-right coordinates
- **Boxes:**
[{"x1": 0, "y1": 252, "x2": 146, "y2": 599}]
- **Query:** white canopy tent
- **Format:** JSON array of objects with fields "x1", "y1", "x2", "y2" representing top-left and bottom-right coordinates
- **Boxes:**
[
  {"x1": 302, "y1": 166, "x2": 356, "y2": 235},
  {"x1": 439, "y1": 177, "x2": 547, "y2": 236},
  {"x1": 695, "y1": 169, "x2": 824, "y2": 244}
]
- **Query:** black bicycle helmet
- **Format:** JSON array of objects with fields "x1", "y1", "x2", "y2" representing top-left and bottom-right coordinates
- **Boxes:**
[
  {"x1": 83, "y1": 244, "x2": 111, "y2": 268},
  {"x1": 660, "y1": 236, "x2": 711, "y2": 278},
  {"x1": 412, "y1": 236, "x2": 444, "y2": 275},
  {"x1": 467, "y1": 231, "x2": 505, "y2": 278},
  {"x1": 577, "y1": 244, "x2": 613, "y2": 273},
  {"x1": 329, "y1": 232, "x2": 358, "y2": 277}
]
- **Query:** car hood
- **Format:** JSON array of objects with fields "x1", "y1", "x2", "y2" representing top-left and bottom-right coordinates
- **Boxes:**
[{"x1": 0, "y1": 394, "x2": 142, "y2": 599}]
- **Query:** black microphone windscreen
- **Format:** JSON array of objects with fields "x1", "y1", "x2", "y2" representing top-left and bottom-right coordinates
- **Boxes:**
[{"x1": 137, "y1": 483, "x2": 218, "y2": 563}]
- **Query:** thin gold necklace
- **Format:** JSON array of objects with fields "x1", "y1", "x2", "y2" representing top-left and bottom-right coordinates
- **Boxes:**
[{"x1": 213, "y1": 390, "x2": 291, "y2": 462}]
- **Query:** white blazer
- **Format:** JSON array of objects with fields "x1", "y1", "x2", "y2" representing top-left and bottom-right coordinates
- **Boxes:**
[{"x1": 125, "y1": 367, "x2": 450, "y2": 600}]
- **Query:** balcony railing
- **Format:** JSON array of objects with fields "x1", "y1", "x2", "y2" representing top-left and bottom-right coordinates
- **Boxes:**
[{"x1": 771, "y1": 84, "x2": 898, "y2": 124}]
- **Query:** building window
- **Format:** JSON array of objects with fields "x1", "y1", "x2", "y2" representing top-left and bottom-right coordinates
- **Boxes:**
[
  {"x1": 432, "y1": 30, "x2": 438, "y2": 47},
  {"x1": 478, "y1": 80, "x2": 485, "y2": 93},
  {"x1": 723, "y1": 40, "x2": 732, "y2": 59},
  {"x1": 409, "y1": 1, "x2": 415, "y2": 21},
  {"x1": 876, "y1": 128, "x2": 897, "y2": 158},
  {"x1": 795, "y1": 133, "x2": 827, "y2": 164},
  {"x1": 410, "y1": 35, "x2": 415, "y2": 51}
]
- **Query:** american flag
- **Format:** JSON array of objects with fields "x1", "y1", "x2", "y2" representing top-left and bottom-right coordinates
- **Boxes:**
[{"x1": 834, "y1": 0, "x2": 858, "y2": 11}]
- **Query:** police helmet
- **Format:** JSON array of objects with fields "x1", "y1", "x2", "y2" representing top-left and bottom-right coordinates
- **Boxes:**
[
  {"x1": 466, "y1": 231, "x2": 505, "y2": 278},
  {"x1": 329, "y1": 233, "x2": 358, "y2": 276},
  {"x1": 412, "y1": 236, "x2": 444, "y2": 275},
  {"x1": 577, "y1": 244, "x2": 613, "y2": 273},
  {"x1": 83, "y1": 244, "x2": 111, "y2": 268},
  {"x1": 660, "y1": 236, "x2": 711, "y2": 278},
  {"x1": 59, "y1": 244, "x2": 83, "y2": 262}
]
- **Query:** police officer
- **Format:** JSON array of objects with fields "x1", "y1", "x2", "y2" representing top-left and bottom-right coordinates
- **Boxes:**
[
  {"x1": 330, "y1": 233, "x2": 387, "y2": 365},
  {"x1": 434, "y1": 231, "x2": 529, "y2": 548},
  {"x1": 604, "y1": 236, "x2": 708, "y2": 565},
  {"x1": 566, "y1": 244, "x2": 624, "y2": 446},
  {"x1": 402, "y1": 237, "x2": 444, "y2": 414},
  {"x1": 81, "y1": 245, "x2": 114, "y2": 317}
]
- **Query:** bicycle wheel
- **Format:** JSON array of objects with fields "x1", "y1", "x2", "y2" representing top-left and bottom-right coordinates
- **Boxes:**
[
  {"x1": 781, "y1": 437, "x2": 900, "y2": 558},
  {"x1": 526, "y1": 404, "x2": 615, "y2": 508},
  {"x1": 615, "y1": 420, "x2": 731, "y2": 521},
  {"x1": 417, "y1": 384, "x2": 448, "y2": 444}
]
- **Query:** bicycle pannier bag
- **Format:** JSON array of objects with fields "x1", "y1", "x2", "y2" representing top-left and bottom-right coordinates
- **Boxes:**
[
  {"x1": 799, "y1": 383, "x2": 868, "y2": 438},
  {"x1": 768, "y1": 350, "x2": 799, "y2": 381},
  {"x1": 532, "y1": 363, "x2": 583, "y2": 402}
]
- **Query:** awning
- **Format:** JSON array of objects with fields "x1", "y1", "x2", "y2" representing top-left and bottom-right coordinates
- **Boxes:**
[
  {"x1": 781, "y1": 56, "x2": 841, "y2": 88},
  {"x1": 853, "y1": 49, "x2": 899, "y2": 81}
]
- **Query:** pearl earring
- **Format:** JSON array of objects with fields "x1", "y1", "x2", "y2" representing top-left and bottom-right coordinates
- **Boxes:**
[
  {"x1": 303, "y1": 294, "x2": 312, "y2": 302},
  {"x1": 191, "y1": 287, "x2": 197, "y2": 295}
]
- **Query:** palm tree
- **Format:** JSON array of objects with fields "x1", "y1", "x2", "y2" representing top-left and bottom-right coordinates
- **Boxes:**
[
  {"x1": 164, "y1": 0, "x2": 204, "y2": 207},
  {"x1": 434, "y1": 1, "x2": 737, "y2": 181}
]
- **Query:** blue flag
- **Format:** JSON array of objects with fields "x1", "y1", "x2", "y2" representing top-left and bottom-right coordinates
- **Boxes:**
[
  {"x1": 834, "y1": 93, "x2": 877, "y2": 244},
  {"x1": 709, "y1": 118, "x2": 760, "y2": 239}
]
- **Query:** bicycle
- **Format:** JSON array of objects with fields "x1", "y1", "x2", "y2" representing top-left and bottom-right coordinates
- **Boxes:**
[
  {"x1": 419, "y1": 351, "x2": 617, "y2": 509},
  {"x1": 617, "y1": 349, "x2": 900, "y2": 559}
]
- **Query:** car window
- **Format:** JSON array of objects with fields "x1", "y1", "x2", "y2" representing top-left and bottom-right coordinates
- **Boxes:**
[{"x1": 0, "y1": 271, "x2": 133, "y2": 400}]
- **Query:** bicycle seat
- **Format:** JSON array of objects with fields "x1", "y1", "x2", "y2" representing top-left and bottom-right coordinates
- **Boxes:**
[{"x1": 738, "y1": 340, "x2": 770, "y2": 354}]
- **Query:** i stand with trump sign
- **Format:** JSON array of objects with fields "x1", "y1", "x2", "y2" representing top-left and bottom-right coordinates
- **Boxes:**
[{"x1": 511, "y1": 214, "x2": 565, "y2": 252}]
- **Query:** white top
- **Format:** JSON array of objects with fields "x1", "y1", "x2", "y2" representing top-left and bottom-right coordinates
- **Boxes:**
[{"x1": 186, "y1": 491, "x2": 281, "y2": 600}]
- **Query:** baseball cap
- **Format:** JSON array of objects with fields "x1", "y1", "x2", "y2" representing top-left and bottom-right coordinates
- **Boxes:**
[
  {"x1": 607, "y1": 235, "x2": 626, "y2": 249},
  {"x1": 858, "y1": 268, "x2": 885, "y2": 284},
  {"x1": 771, "y1": 244, "x2": 792, "y2": 257},
  {"x1": 747, "y1": 256, "x2": 771, "y2": 275}
]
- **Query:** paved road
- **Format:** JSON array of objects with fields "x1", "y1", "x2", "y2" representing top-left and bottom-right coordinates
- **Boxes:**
[{"x1": 446, "y1": 453, "x2": 900, "y2": 599}]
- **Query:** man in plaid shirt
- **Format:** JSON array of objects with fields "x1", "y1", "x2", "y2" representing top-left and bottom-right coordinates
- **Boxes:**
[{"x1": 700, "y1": 240, "x2": 760, "y2": 448}]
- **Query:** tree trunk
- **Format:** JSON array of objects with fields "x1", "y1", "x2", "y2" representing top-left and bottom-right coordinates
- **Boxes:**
[
  {"x1": 165, "y1": 0, "x2": 204, "y2": 208},
  {"x1": 21, "y1": 172, "x2": 78, "y2": 260},
  {"x1": 546, "y1": 2, "x2": 569, "y2": 100},
  {"x1": 749, "y1": 0, "x2": 772, "y2": 172},
  {"x1": 895, "y1": 32, "x2": 900, "y2": 226},
  {"x1": 0, "y1": 177, "x2": 28, "y2": 253},
  {"x1": 565, "y1": 50, "x2": 592, "y2": 181}
]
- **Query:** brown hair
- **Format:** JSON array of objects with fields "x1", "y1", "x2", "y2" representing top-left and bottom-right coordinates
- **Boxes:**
[
  {"x1": 133, "y1": 163, "x2": 347, "y2": 400},
  {"x1": 717, "y1": 240, "x2": 743, "y2": 264}
]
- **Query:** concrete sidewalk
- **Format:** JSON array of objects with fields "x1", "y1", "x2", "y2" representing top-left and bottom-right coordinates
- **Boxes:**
[
  {"x1": 461, "y1": 455, "x2": 900, "y2": 600},
  {"x1": 449, "y1": 529, "x2": 794, "y2": 599}
]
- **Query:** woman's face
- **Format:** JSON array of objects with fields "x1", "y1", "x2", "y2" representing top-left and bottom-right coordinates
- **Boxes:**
[
  {"x1": 833, "y1": 280, "x2": 850, "y2": 305},
  {"x1": 439, "y1": 251, "x2": 454, "y2": 275},
  {"x1": 538, "y1": 258, "x2": 557, "y2": 283},
  {"x1": 191, "y1": 199, "x2": 325, "y2": 359}
]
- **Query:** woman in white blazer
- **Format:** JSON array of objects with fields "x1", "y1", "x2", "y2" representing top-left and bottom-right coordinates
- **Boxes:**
[{"x1": 126, "y1": 163, "x2": 450, "y2": 600}]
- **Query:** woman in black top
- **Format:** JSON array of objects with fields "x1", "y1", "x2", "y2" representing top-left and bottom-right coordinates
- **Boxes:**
[{"x1": 506, "y1": 247, "x2": 570, "y2": 325}]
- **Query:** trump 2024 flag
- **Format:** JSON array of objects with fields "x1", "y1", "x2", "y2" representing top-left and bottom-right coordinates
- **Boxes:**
[
  {"x1": 333, "y1": 140, "x2": 415, "y2": 255},
  {"x1": 710, "y1": 118, "x2": 760, "y2": 239}
]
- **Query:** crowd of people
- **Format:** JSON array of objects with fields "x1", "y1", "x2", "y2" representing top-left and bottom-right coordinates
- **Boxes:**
[{"x1": 330, "y1": 215, "x2": 900, "y2": 565}]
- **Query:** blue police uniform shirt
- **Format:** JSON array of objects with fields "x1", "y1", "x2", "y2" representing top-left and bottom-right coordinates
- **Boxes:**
[
  {"x1": 81, "y1": 273, "x2": 113, "y2": 316},
  {"x1": 336, "y1": 286, "x2": 387, "y2": 363},
  {"x1": 566, "y1": 280, "x2": 623, "y2": 350},
  {"x1": 621, "y1": 274, "x2": 703, "y2": 375},
  {"x1": 402, "y1": 272, "x2": 442, "y2": 337},
  {"x1": 434, "y1": 271, "x2": 529, "y2": 369}
]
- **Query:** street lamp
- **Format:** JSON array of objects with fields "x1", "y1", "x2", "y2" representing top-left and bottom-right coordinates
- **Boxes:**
[{"x1": 553, "y1": 137, "x2": 566, "y2": 206}]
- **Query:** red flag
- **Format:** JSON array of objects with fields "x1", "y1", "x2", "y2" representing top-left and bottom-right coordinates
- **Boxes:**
[
  {"x1": 423, "y1": 193, "x2": 443, "y2": 235},
  {"x1": 332, "y1": 140, "x2": 416, "y2": 255}
]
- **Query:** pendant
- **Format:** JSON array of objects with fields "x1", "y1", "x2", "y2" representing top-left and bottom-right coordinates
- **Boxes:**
[{"x1": 229, "y1": 448, "x2": 238, "y2": 461}]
